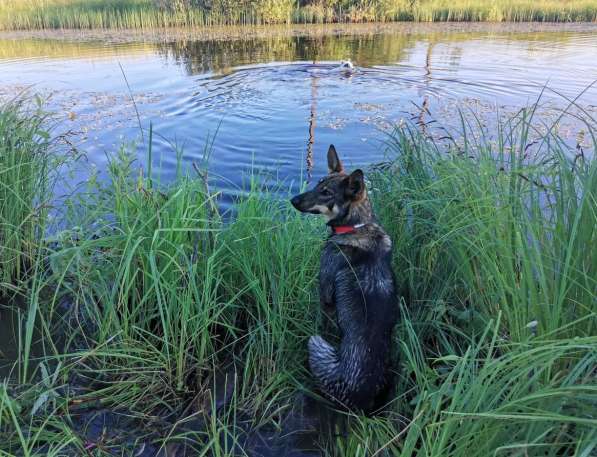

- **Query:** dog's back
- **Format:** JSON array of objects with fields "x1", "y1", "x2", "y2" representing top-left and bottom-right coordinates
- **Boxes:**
[
  {"x1": 290, "y1": 145, "x2": 399, "y2": 413},
  {"x1": 310, "y1": 223, "x2": 398, "y2": 411}
]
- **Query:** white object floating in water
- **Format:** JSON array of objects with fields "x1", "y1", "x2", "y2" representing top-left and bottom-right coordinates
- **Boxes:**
[{"x1": 339, "y1": 60, "x2": 355, "y2": 72}]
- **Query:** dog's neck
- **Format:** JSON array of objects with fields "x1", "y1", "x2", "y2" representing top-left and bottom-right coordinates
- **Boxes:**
[{"x1": 331, "y1": 223, "x2": 366, "y2": 235}]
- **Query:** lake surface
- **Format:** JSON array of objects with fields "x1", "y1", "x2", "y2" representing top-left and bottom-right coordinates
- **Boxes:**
[{"x1": 0, "y1": 23, "x2": 596, "y2": 205}]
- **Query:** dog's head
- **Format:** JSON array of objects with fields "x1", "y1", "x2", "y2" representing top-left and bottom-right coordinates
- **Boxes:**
[{"x1": 290, "y1": 145, "x2": 367, "y2": 224}]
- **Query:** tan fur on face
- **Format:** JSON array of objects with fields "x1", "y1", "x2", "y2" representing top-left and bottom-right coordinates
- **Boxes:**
[{"x1": 310, "y1": 204, "x2": 341, "y2": 222}]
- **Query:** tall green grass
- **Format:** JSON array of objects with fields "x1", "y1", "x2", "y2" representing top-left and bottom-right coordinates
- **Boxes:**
[
  {"x1": 0, "y1": 97, "x2": 54, "y2": 296},
  {"x1": 0, "y1": 0, "x2": 595, "y2": 30},
  {"x1": 374, "y1": 111, "x2": 597, "y2": 341},
  {"x1": 27, "y1": 144, "x2": 320, "y2": 432},
  {"x1": 0, "y1": 100, "x2": 595, "y2": 455}
]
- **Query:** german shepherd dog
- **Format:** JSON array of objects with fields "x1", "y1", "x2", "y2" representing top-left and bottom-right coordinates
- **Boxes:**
[{"x1": 290, "y1": 145, "x2": 398, "y2": 412}]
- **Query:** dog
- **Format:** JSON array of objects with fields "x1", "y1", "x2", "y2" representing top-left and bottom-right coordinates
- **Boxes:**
[
  {"x1": 339, "y1": 60, "x2": 355, "y2": 74},
  {"x1": 290, "y1": 145, "x2": 399, "y2": 412}
]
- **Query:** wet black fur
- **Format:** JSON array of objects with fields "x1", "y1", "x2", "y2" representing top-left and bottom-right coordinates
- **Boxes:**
[{"x1": 290, "y1": 145, "x2": 399, "y2": 413}]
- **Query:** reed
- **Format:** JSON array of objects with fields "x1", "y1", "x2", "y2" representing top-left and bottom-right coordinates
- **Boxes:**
[
  {"x1": 0, "y1": 0, "x2": 595, "y2": 30},
  {"x1": 0, "y1": 97, "x2": 54, "y2": 296},
  {"x1": 0, "y1": 100, "x2": 595, "y2": 455}
]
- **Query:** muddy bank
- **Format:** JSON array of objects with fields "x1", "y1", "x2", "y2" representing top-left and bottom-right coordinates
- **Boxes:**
[{"x1": 1, "y1": 22, "x2": 596, "y2": 44}]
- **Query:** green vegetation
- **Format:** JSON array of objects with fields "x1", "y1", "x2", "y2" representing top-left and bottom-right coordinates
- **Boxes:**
[
  {"x1": 0, "y1": 99, "x2": 596, "y2": 455},
  {"x1": 0, "y1": 0, "x2": 595, "y2": 30},
  {"x1": 0, "y1": 97, "x2": 56, "y2": 296}
]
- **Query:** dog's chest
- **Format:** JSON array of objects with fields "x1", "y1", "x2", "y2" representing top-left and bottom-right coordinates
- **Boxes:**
[{"x1": 320, "y1": 237, "x2": 393, "y2": 292}]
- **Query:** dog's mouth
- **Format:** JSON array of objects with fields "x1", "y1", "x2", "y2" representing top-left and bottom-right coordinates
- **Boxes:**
[{"x1": 291, "y1": 204, "x2": 321, "y2": 215}]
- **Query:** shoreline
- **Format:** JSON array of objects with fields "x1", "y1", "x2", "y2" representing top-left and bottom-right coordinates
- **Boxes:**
[{"x1": 1, "y1": 21, "x2": 596, "y2": 44}]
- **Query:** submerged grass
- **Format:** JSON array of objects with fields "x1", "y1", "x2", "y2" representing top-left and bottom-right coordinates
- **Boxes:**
[
  {"x1": 0, "y1": 0, "x2": 595, "y2": 30},
  {"x1": 0, "y1": 99, "x2": 596, "y2": 455}
]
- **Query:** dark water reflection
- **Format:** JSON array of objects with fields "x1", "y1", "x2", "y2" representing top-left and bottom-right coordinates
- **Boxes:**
[
  {"x1": 159, "y1": 32, "x2": 417, "y2": 74},
  {"x1": 0, "y1": 25, "x2": 595, "y2": 206}
]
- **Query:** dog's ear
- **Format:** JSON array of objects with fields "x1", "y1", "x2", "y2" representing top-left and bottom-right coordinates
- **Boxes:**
[
  {"x1": 346, "y1": 169, "x2": 365, "y2": 200},
  {"x1": 327, "y1": 145, "x2": 344, "y2": 174}
]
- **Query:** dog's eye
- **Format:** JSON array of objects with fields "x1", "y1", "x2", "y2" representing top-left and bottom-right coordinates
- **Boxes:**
[{"x1": 321, "y1": 188, "x2": 333, "y2": 197}]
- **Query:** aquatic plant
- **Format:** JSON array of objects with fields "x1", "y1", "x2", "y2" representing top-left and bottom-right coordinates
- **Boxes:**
[
  {"x1": 0, "y1": 97, "x2": 54, "y2": 296},
  {"x1": 0, "y1": 0, "x2": 595, "y2": 29},
  {"x1": 0, "y1": 99, "x2": 595, "y2": 455}
]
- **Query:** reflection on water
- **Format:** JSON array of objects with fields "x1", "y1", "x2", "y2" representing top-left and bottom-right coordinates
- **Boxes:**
[
  {"x1": 307, "y1": 71, "x2": 318, "y2": 178},
  {"x1": 0, "y1": 24, "x2": 595, "y2": 204},
  {"x1": 158, "y1": 32, "x2": 416, "y2": 74}
]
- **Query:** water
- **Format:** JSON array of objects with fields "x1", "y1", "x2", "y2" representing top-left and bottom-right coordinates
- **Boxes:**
[{"x1": 0, "y1": 24, "x2": 596, "y2": 206}]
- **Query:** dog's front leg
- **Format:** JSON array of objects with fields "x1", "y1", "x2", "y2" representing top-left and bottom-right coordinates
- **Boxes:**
[{"x1": 319, "y1": 255, "x2": 336, "y2": 312}]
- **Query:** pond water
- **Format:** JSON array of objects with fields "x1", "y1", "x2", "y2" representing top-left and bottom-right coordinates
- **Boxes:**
[{"x1": 0, "y1": 23, "x2": 596, "y2": 206}]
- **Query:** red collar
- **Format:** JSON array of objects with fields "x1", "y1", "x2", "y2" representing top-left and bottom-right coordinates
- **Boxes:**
[{"x1": 331, "y1": 223, "x2": 365, "y2": 235}]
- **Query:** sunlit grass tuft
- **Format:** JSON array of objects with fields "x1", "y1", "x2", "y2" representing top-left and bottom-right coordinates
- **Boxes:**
[{"x1": 373, "y1": 110, "x2": 597, "y2": 342}]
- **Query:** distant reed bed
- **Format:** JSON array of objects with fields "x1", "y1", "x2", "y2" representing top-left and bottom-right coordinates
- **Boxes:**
[{"x1": 0, "y1": 0, "x2": 595, "y2": 30}]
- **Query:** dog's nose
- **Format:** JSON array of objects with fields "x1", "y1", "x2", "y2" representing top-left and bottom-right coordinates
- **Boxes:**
[{"x1": 290, "y1": 195, "x2": 301, "y2": 209}]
